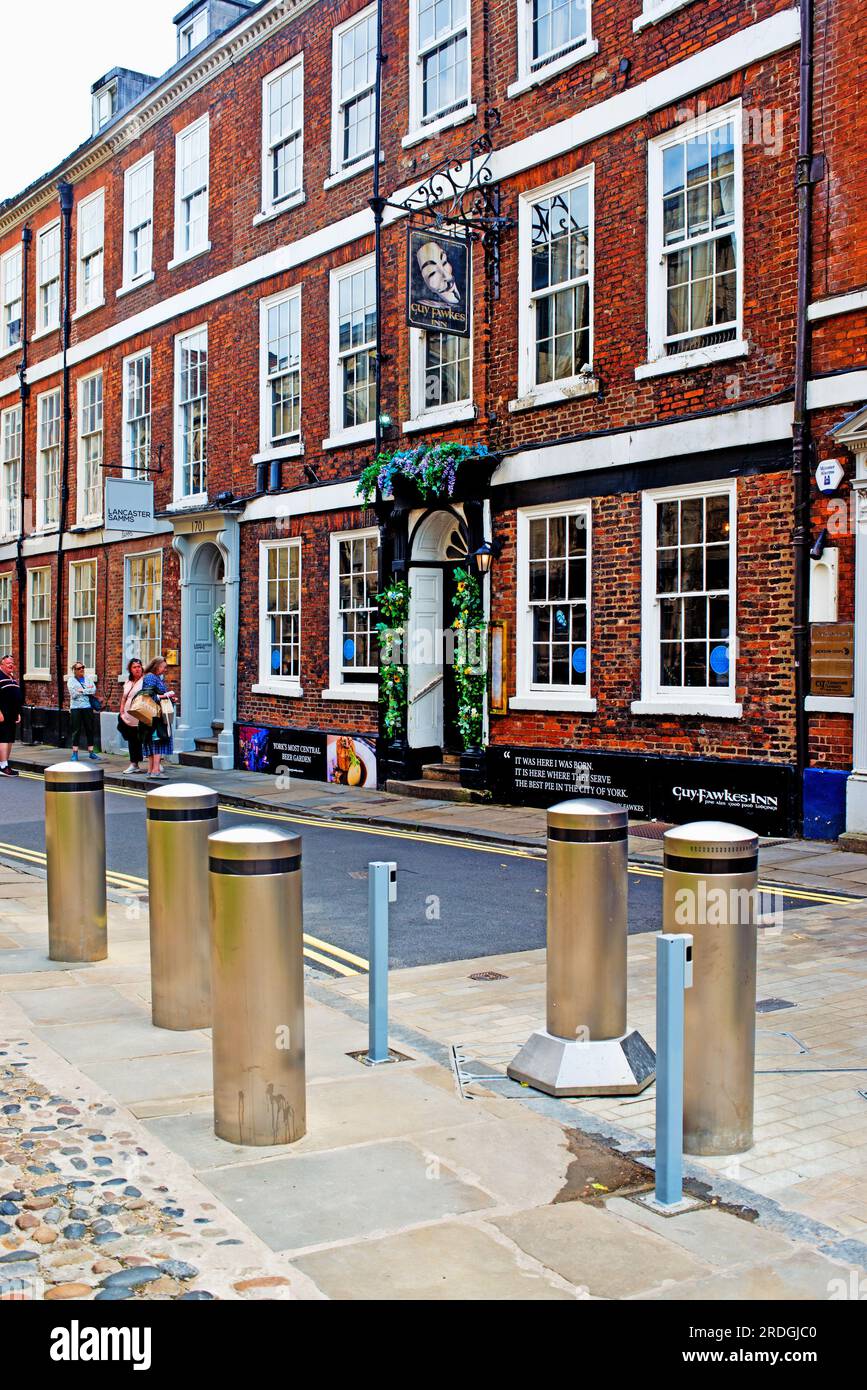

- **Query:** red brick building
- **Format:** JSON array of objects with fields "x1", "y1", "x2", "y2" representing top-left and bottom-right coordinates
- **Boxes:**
[{"x1": 0, "y1": 0, "x2": 863, "y2": 837}]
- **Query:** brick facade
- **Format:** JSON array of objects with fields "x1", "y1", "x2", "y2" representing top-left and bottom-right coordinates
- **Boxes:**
[{"x1": 0, "y1": 0, "x2": 864, "y2": 834}]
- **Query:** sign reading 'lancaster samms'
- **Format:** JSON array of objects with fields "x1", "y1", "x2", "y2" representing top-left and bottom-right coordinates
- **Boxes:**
[
  {"x1": 104, "y1": 478, "x2": 158, "y2": 533},
  {"x1": 406, "y1": 228, "x2": 471, "y2": 337}
]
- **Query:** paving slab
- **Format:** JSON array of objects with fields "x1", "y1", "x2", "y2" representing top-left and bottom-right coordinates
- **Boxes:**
[
  {"x1": 0, "y1": 951, "x2": 83, "y2": 976},
  {"x1": 409, "y1": 1112, "x2": 574, "y2": 1206},
  {"x1": 494, "y1": 1201, "x2": 711, "y2": 1297},
  {"x1": 643, "y1": 1252, "x2": 856, "y2": 1301},
  {"x1": 85, "y1": 1050, "x2": 214, "y2": 1109},
  {"x1": 291, "y1": 1221, "x2": 578, "y2": 1300},
  {"x1": 202, "y1": 1141, "x2": 494, "y2": 1251},
  {"x1": 606, "y1": 1197, "x2": 797, "y2": 1268},
  {"x1": 10, "y1": 983, "x2": 136, "y2": 1025},
  {"x1": 35, "y1": 1017, "x2": 211, "y2": 1065}
]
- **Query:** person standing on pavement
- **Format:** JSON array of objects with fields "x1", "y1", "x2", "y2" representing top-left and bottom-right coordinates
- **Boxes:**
[
  {"x1": 67, "y1": 662, "x2": 100, "y2": 762},
  {"x1": 118, "y1": 657, "x2": 145, "y2": 774},
  {"x1": 0, "y1": 654, "x2": 22, "y2": 777},
  {"x1": 140, "y1": 656, "x2": 176, "y2": 779}
]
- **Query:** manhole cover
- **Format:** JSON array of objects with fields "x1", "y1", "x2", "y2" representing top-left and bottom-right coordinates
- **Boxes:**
[
  {"x1": 756, "y1": 998, "x2": 796, "y2": 1013},
  {"x1": 469, "y1": 971, "x2": 508, "y2": 981}
]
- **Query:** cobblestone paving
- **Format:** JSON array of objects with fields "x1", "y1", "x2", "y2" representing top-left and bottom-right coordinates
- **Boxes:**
[{"x1": 0, "y1": 1038, "x2": 305, "y2": 1301}]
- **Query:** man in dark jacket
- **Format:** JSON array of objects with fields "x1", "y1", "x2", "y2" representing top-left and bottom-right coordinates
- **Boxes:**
[{"x1": 0, "y1": 655, "x2": 22, "y2": 777}]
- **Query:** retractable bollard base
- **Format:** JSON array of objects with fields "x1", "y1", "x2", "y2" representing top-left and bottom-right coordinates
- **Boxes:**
[
  {"x1": 45, "y1": 761, "x2": 107, "y2": 963},
  {"x1": 663, "y1": 820, "x2": 758, "y2": 1156},
  {"x1": 146, "y1": 783, "x2": 217, "y2": 1031},
  {"x1": 508, "y1": 799, "x2": 655, "y2": 1097},
  {"x1": 209, "y1": 826, "x2": 306, "y2": 1147}
]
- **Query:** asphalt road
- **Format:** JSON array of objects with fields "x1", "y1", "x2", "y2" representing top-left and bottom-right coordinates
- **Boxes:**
[{"x1": 0, "y1": 771, "x2": 820, "y2": 976}]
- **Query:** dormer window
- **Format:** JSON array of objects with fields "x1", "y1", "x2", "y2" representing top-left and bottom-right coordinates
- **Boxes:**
[
  {"x1": 178, "y1": 6, "x2": 208, "y2": 57},
  {"x1": 93, "y1": 83, "x2": 117, "y2": 134}
]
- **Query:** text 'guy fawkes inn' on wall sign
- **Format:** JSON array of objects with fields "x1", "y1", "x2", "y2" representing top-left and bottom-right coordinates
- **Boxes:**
[{"x1": 406, "y1": 228, "x2": 471, "y2": 337}]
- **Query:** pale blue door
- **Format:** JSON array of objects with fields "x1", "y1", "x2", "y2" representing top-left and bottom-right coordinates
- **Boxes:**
[{"x1": 190, "y1": 581, "x2": 216, "y2": 730}]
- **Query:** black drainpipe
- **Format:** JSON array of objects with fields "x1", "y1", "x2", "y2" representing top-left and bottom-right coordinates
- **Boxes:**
[
  {"x1": 15, "y1": 225, "x2": 32, "y2": 677},
  {"x1": 55, "y1": 182, "x2": 74, "y2": 738},
  {"x1": 792, "y1": 0, "x2": 815, "y2": 834}
]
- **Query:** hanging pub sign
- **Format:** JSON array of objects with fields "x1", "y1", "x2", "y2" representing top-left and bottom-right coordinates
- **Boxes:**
[
  {"x1": 407, "y1": 227, "x2": 471, "y2": 337},
  {"x1": 104, "y1": 478, "x2": 157, "y2": 533}
]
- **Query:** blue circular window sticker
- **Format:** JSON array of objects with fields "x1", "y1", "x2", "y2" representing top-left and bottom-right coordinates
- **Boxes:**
[
  {"x1": 709, "y1": 645, "x2": 729, "y2": 676},
  {"x1": 555, "y1": 609, "x2": 567, "y2": 630},
  {"x1": 572, "y1": 648, "x2": 587, "y2": 676},
  {"x1": 343, "y1": 638, "x2": 356, "y2": 663}
]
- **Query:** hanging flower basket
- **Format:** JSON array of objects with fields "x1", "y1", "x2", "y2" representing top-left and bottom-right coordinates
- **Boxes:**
[
  {"x1": 212, "y1": 604, "x2": 226, "y2": 652},
  {"x1": 357, "y1": 442, "x2": 500, "y2": 508}
]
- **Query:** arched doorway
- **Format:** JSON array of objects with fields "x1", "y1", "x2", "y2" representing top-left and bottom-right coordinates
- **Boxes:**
[
  {"x1": 406, "y1": 507, "x2": 469, "y2": 754},
  {"x1": 186, "y1": 541, "x2": 226, "y2": 738}
]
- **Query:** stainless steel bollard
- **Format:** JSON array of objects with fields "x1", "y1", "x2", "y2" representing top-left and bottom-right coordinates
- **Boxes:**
[
  {"x1": 45, "y1": 761, "x2": 107, "y2": 962},
  {"x1": 208, "y1": 826, "x2": 306, "y2": 1146},
  {"x1": 508, "y1": 799, "x2": 654, "y2": 1096},
  {"x1": 146, "y1": 783, "x2": 218, "y2": 1031},
  {"x1": 663, "y1": 820, "x2": 759, "y2": 1155}
]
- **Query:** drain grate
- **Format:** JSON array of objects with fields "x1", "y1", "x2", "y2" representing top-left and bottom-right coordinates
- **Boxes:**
[
  {"x1": 469, "y1": 970, "x2": 508, "y2": 981},
  {"x1": 756, "y1": 998, "x2": 796, "y2": 1014}
]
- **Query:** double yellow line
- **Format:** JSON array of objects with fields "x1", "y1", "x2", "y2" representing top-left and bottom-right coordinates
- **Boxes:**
[{"x1": 0, "y1": 828, "x2": 368, "y2": 978}]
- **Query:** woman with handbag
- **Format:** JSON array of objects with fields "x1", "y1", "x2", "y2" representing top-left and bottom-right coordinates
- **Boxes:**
[
  {"x1": 139, "y1": 656, "x2": 176, "y2": 779},
  {"x1": 118, "y1": 657, "x2": 145, "y2": 774},
  {"x1": 67, "y1": 662, "x2": 101, "y2": 762}
]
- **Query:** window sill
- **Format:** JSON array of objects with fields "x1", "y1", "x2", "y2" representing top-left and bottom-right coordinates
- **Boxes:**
[
  {"x1": 253, "y1": 193, "x2": 306, "y2": 226},
  {"x1": 507, "y1": 39, "x2": 600, "y2": 98},
  {"x1": 805, "y1": 695, "x2": 854, "y2": 714},
  {"x1": 117, "y1": 271, "x2": 155, "y2": 299},
  {"x1": 251, "y1": 681, "x2": 304, "y2": 699},
  {"x1": 71, "y1": 300, "x2": 105, "y2": 323},
  {"x1": 402, "y1": 103, "x2": 477, "y2": 150},
  {"x1": 31, "y1": 326, "x2": 60, "y2": 343},
  {"x1": 0, "y1": 342, "x2": 21, "y2": 361},
  {"x1": 165, "y1": 495, "x2": 209, "y2": 512},
  {"x1": 635, "y1": 339, "x2": 748, "y2": 380},
  {"x1": 22, "y1": 671, "x2": 51, "y2": 682},
  {"x1": 70, "y1": 519, "x2": 103, "y2": 532},
  {"x1": 321, "y1": 685, "x2": 378, "y2": 702},
  {"x1": 403, "y1": 402, "x2": 476, "y2": 434},
  {"x1": 510, "y1": 694, "x2": 597, "y2": 714},
  {"x1": 509, "y1": 377, "x2": 599, "y2": 413},
  {"x1": 252, "y1": 441, "x2": 304, "y2": 464},
  {"x1": 630, "y1": 699, "x2": 743, "y2": 719},
  {"x1": 324, "y1": 155, "x2": 379, "y2": 191},
  {"x1": 322, "y1": 423, "x2": 376, "y2": 451},
  {"x1": 633, "y1": 0, "x2": 700, "y2": 32},
  {"x1": 167, "y1": 242, "x2": 212, "y2": 271}
]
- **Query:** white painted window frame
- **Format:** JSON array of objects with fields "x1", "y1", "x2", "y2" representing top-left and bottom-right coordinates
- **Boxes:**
[
  {"x1": 123, "y1": 348, "x2": 152, "y2": 479},
  {"x1": 516, "y1": 163, "x2": 595, "y2": 406},
  {"x1": 330, "y1": 4, "x2": 378, "y2": 181},
  {"x1": 75, "y1": 188, "x2": 105, "y2": 318},
  {"x1": 35, "y1": 220, "x2": 61, "y2": 337},
  {"x1": 173, "y1": 324, "x2": 209, "y2": 504},
  {"x1": 325, "y1": 526, "x2": 379, "y2": 701},
  {"x1": 404, "y1": 0, "x2": 476, "y2": 149},
  {"x1": 123, "y1": 549, "x2": 163, "y2": 670},
  {"x1": 178, "y1": 5, "x2": 208, "y2": 57},
  {"x1": 0, "y1": 572, "x2": 12, "y2": 658},
  {"x1": 639, "y1": 100, "x2": 747, "y2": 380},
  {"x1": 509, "y1": 0, "x2": 599, "y2": 99},
  {"x1": 36, "y1": 388, "x2": 61, "y2": 532},
  {"x1": 254, "y1": 537, "x2": 303, "y2": 696},
  {"x1": 406, "y1": 324, "x2": 474, "y2": 433},
  {"x1": 0, "y1": 404, "x2": 21, "y2": 541},
  {"x1": 76, "y1": 370, "x2": 104, "y2": 527},
  {"x1": 257, "y1": 287, "x2": 303, "y2": 460},
  {"x1": 633, "y1": 476, "x2": 741, "y2": 718},
  {"x1": 512, "y1": 498, "x2": 596, "y2": 713},
  {"x1": 258, "y1": 54, "x2": 305, "y2": 223},
  {"x1": 0, "y1": 246, "x2": 23, "y2": 359},
  {"x1": 120, "y1": 152, "x2": 155, "y2": 295},
  {"x1": 170, "y1": 114, "x2": 210, "y2": 268},
  {"x1": 325, "y1": 253, "x2": 377, "y2": 450},
  {"x1": 633, "y1": 0, "x2": 701, "y2": 33},
  {"x1": 26, "y1": 566, "x2": 52, "y2": 679},
  {"x1": 68, "y1": 557, "x2": 98, "y2": 674}
]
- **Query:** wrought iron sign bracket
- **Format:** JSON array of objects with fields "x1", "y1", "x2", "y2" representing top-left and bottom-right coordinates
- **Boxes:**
[{"x1": 382, "y1": 112, "x2": 514, "y2": 298}]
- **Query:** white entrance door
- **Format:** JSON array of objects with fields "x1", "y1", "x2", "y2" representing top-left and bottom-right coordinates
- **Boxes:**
[{"x1": 407, "y1": 566, "x2": 443, "y2": 749}]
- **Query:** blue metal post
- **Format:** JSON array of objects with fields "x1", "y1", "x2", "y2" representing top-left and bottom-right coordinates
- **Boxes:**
[
  {"x1": 655, "y1": 933, "x2": 691, "y2": 1207},
  {"x1": 368, "y1": 861, "x2": 392, "y2": 1063}
]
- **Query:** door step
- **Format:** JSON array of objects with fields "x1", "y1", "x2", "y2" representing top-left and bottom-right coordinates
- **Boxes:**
[
  {"x1": 195, "y1": 737, "x2": 219, "y2": 754},
  {"x1": 421, "y1": 762, "x2": 462, "y2": 785},
  {"x1": 386, "y1": 777, "x2": 490, "y2": 804},
  {"x1": 178, "y1": 750, "x2": 215, "y2": 769}
]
